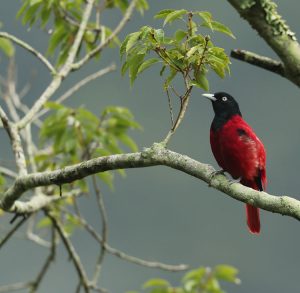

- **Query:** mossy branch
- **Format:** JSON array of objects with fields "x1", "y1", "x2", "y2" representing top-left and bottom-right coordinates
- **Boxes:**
[
  {"x1": 227, "y1": 0, "x2": 300, "y2": 87},
  {"x1": 2, "y1": 144, "x2": 300, "y2": 224}
]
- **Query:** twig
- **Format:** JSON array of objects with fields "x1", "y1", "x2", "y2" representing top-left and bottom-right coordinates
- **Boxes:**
[
  {"x1": 231, "y1": 49, "x2": 285, "y2": 77},
  {"x1": 8, "y1": 190, "x2": 82, "y2": 214},
  {"x1": 58, "y1": 7, "x2": 102, "y2": 33},
  {"x1": 166, "y1": 88, "x2": 174, "y2": 127},
  {"x1": 0, "y1": 32, "x2": 56, "y2": 74},
  {"x1": 0, "y1": 282, "x2": 32, "y2": 292},
  {"x1": 17, "y1": 0, "x2": 96, "y2": 130},
  {"x1": 0, "y1": 216, "x2": 28, "y2": 249},
  {"x1": 30, "y1": 226, "x2": 56, "y2": 292},
  {"x1": 0, "y1": 106, "x2": 27, "y2": 175},
  {"x1": 35, "y1": 64, "x2": 116, "y2": 120},
  {"x1": 0, "y1": 166, "x2": 17, "y2": 179},
  {"x1": 26, "y1": 214, "x2": 51, "y2": 248},
  {"x1": 71, "y1": 212, "x2": 189, "y2": 272},
  {"x1": 161, "y1": 35, "x2": 209, "y2": 146},
  {"x1": 72, "y1": 0, "x2": 138, "y2": 70},
  {"x1": 47, "y1": 210, "x2": 90, "y2": 293},
  {"x1": 91, "y1": 175, "x2": 108, "y2": 284}
]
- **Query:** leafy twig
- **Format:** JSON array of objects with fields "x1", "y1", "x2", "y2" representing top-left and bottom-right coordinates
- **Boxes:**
[
  {"x1": 17, "y1": 0, "x2": 96, "y2": 130},
  {"x1": 72, "y1": 0, "x2": 138, "y2": 70}
]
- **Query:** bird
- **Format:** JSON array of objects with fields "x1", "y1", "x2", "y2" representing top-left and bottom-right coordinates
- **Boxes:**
[{"x1": 203, "y1": 92, "x2": 266, "y2": 234}]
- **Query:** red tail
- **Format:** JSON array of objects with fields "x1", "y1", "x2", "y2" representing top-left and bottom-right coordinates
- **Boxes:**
[{"x1": 246, "y1": 204, "x2": 260, "y2": 234}]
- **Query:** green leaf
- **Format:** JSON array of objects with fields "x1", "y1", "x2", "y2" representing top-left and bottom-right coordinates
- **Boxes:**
[
  {"x1": 193, "y1": 70, "x2": 209, "y2": 91},
  {"x1": 159, "y1": 65, "x2": 166, "y2": 76},
  {"x1": 129, "y1": 53, "x2": 145, "y2": 85},
  {"x1": 214, "y1": 265, "x2": 240, "y2": 283},
  {"x1": 136, "y1": 0, "x2": 149, "y2": 15},
  {"x1": 186, "y1": 44, "x2": 201, "y2": 58},
  {"x1": 118, "y1": 134, "x2": 138, "y2": 152},
  {"x1": 163, "y1": 9, "x2": 187, "y2": 26},
  {"x1": 44, "y1": 101, "x2": 66, "y2": 110},
  {"x1": 137, "y1": 58, "x2": 160, "y2": 74},
  {"x1": 197, "y1": 11, "x2": 213, "y2": 29},
  {"x1": 164, "y1": 68, "x2": 177, "y2": 89},
  {"x1": 153, "y1": 29, "x2": 164, "y2": 43},
  {"x1": 174, "y1": 29, "x2": 187, "y2": 42},
  {"x1": 143, "y1": 278, "x2": 170, "y2": 289},
  {"x1": 203, "y1": 20, "x2": 235, "y2": 38},
  {"x1": 154, "y1": 9, "x2": 175, "y2": 19},
  {"x1": 30, "y1": 0, "x2": 43, "y2": 5},
  {"x1": 47, "y1": 24, "x2": 66, "y2": 55},
  {"x1": 0, "y1": 38, "x2": 15, "y2": 57},
  {"x1": 37, "y1": 217, "x2": 52, "y2": 228},
  {"x1": 183, "y1": 267, "x2": 206, "y2": 282},
  {"x1": 126, "y1": 31, "x2": 141, "y2": 53}
]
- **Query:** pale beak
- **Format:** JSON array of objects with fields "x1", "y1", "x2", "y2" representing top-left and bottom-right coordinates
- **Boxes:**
[{"x1": 202, "y1": 93, "x2": 217, "y2": 101}]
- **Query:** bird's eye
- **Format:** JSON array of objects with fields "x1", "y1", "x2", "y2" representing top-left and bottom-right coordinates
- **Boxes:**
[{"x1": 222, "y1": 96, "x2": 228, "y2": 101}]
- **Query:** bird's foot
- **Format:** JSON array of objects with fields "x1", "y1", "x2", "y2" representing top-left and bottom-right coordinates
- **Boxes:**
[{"x1": 208, "y1": 169, "x2": 226, "y2": 186}]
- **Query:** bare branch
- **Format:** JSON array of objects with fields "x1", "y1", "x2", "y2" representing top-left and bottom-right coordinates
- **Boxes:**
[
  {"x1": 35, "y1": 64, "x2": 116, "y2": 120},
  {"x1": 0, "y1": 32, "x2": 56, "y2": 74},
  {"x1": 72, "y1": 0, "x2": 138, "y2": 70},
  {"x1": 0, "y1": 282, "x2": 32, "y2": 292},
  {"x1": 26, "y1": 215, "x2": 51, "y2": 248},
  {"x1": 0, "y1": 216, "x2": 28, "y2": 249},
  {"x1": 231, "y1": 49, "x2": 285, "y2": 76},
  {"x1": 0, "y1": 107, "x2": 27, "y2": 175},
  {"x1": 47, "y1": 211, "x2": 90, "y2": 293},
  {"x1": 227, "y1": 0, "x2": 300, "y2": 86},
  {"x1": 91, "y1": 175, "x2": 108, "y2": 285},
  {"x1": 8, "y1": 190, "x2": 82, "y2": 214},
  {"x1": 30, "y1": 226, "x2": 56, "y2": 292},
  {"x1": 0, "y1": 166, "x2": 17, "y2": 179},
  {"x1": 75, "y1": 212, "x2": 189, "y2": 272}
]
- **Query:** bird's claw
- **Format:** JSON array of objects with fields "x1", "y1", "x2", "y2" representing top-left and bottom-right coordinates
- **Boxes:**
[
  {"x1": 228, "y1": 177, "x2": 241, "y2": 185},
  {"x1": 208, "y1": 169, "x2": 226, "y2": 187}
]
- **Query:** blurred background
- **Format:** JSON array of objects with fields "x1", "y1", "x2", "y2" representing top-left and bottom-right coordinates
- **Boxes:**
[{"x1": 1, "y1": 0, "x2": 300, "y2": 292}]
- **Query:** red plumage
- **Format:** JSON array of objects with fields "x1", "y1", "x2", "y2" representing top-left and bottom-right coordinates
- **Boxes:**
[{"x1": 204, "y1": 92, "x2": 266, "y2": 234}]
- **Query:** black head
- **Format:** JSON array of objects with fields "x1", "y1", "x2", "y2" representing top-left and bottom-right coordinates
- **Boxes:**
[
  {"x1": 203, "y1": 92, "x2": 242, "y2": 118},
  {"x1": 203, "y1": 92, "x2": 242, "y2": 130}
]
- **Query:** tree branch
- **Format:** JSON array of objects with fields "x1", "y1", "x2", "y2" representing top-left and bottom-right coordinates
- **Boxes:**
[
  {"x1": 73, "y1": 211, "x2": 189, "y2": 272},
  {"x1": 47, "y1": 211, "x2": 90, "y2": 293},
  {"x1": 0, "y1": 107, "x2": 27, "y2": 175},
  {"x1": 231, "y1": 49, "x2": 285, "y2": 77},
  {"x1": 72, "y1": 0, "x2": 138, "y2": 70},
  {"x1": 0, "y1": 32, "x2": 56, "y2": 74},
  {"x1": 227, "y1": 0, "x2": 300, "y2": 86},
  {"x1": 1, "y1": 144, "x2": 300, "y2": 225},
  {"x1": 35, "y1": 63, "x2": 116, "y2": 120}
]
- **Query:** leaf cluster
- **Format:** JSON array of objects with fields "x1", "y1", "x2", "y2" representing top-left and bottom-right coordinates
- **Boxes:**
[
  {"x1": 17, "y1": 0, "x2": 148, "y2": 66},
  {"x1": 121, "y1": 9, "x2": 234, "y2": 90},
  {"x1": 37, "y1": 102, "x2": 141, "y2": 189},
  {"x1": 130, "y1": 265, "x2": 240, "y2": 293}
]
